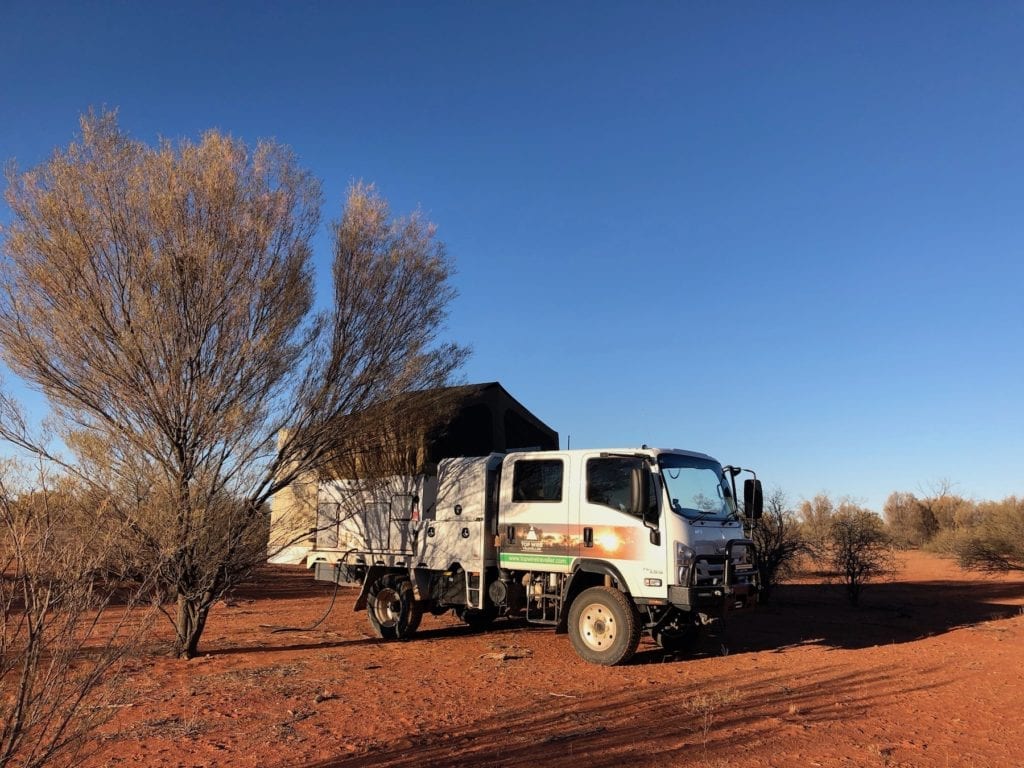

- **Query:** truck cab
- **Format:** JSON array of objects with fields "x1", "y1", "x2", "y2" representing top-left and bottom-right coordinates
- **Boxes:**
[{"x1": 493, "y1": 448, "x2": 760, "y2": 663}]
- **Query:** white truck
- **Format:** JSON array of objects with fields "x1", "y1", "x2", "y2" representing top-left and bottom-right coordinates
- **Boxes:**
[{"x1": 311, "y1": 446, "x2": 763, "y2": 665}]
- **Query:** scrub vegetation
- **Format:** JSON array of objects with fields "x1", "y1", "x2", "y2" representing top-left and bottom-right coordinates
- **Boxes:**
[{"x1": 0, "y1": 461, "x2": 153, "y2": 768}]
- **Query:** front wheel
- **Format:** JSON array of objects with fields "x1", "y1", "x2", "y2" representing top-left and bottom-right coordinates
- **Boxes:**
[
  {"x1": 366, "y1": 574, "x2": 422, "y2": 640},
  {"x1": 567, "y1": 586, "x2": 641, "y2": 665}
]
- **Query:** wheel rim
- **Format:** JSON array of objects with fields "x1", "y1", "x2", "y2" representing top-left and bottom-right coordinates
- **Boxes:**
[
  {"x1": 372, "y1": 587, "x2": 402, "y2": 628},
  {"x1": 577, "y1": 601, "x2": 616, "y2": 652}
]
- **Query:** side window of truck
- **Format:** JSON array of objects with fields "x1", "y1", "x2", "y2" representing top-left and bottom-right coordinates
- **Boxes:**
[
  {"x1": 586, "y1": 458, "x2": 635, "y2": 513},
  {"x1": 511, "y1": 460, "x2": 563, "y2": 502}
]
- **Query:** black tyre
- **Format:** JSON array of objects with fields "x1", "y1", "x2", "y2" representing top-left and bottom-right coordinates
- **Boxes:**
[
  {"x1": 366, "y1": 574, "x2": 422, "y2": 640},
  {"x1": 653, "y1": 611, "x2": 701, "y2": 654},
  {"x1": 567, "y1": 586, "x2": 641, "y2": 666}
]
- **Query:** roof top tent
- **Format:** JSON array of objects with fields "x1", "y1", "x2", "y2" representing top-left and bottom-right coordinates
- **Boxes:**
[
  {"x1": 268, "y1": 382, "x2": 558, "y2": 565},
  {"x1": 418, "y1": 381, "x2": 559, "y2": 467}
]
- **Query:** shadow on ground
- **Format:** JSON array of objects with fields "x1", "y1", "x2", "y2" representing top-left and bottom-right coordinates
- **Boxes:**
[
  {"x1": 701, "y1": 578, "x2": 1024, "y2": 658},
  {"x1": 200, "y1": 619, "x2": 534, "y2": 657},
  {"x1": 227, "y1": 565, "x2": 1024, "y2": 661},
  {"x1": 294, "y1": 661, "x2": 951, "y2": 768}
]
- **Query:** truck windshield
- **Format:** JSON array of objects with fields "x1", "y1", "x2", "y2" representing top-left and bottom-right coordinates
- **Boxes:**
[{"x1": 657, "y1": 455, "x2": 736, "y2": 521}]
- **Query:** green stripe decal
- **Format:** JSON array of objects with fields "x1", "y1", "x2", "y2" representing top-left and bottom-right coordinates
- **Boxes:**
[{"x1": 499, "y1": 552, "x2": 574, "y2": 566}]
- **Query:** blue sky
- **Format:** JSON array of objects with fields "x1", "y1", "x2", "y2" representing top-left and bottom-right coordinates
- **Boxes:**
[{"x1": 2, "y1": 2, "x2": 1022, "y2": 511}]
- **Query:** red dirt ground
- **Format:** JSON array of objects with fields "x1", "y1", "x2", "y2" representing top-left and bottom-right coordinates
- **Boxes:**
[{"x1": 84, "y1": 551, "x2": 1024, "y2": 768}]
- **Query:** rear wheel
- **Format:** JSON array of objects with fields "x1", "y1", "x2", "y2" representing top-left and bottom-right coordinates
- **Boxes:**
[
  {"x1": 366, "y1": 574, "x2": 422, "y2": 640},
  {"x1": 567, "y1": 586, "x2": 641, "y2": 665}
]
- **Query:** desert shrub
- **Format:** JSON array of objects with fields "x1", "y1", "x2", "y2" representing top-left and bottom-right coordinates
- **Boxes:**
[
  {"x1": 826, "y1": 507, "x2": 893, "y2": 606},
  {"x1": 750, "y1": 488, "x2": 808, "y2": 601},
  {"x1": 922, "y1": 526, "x2": 960, "y2": 556},
  {"x1": 919, "y1": 486, "x2": 976, "y2": 532},
  {"x1": 951, "y1": 496, "x2": 1024, "y2": 573},
  {"x1": 796, "y1": 493, "x2": 835, "y2": 555},
  {"x1": 883, "y1": 483, "x2": 985, "y2": 548},
  {"x1": 883, "y1": 491, "x2": 938, "y2": 548},
  {"x1": 1, "y1": 463, "x2": 153, "y2": 768}
]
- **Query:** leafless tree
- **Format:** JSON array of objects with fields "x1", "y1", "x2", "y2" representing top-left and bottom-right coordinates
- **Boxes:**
[
  {"x1": 914, "y1": 479, "x2": 975, "y2": 532},
  {"x1": 0, "y1": 110, "x2": 467, "y2": 658},
  {"x1": 750, "y1": 487, "x2": 808, "y2": 601},
  {"x1": 827, "y1": 506, "x2": 893, "y2": 606},
  {"x1": 0, "y1": 461, "x2": 152, "y2": 768}
]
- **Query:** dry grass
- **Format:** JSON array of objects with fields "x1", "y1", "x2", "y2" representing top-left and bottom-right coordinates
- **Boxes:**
[{"x1": 687, "y1": 688, "x2": 742, "y2": 751}]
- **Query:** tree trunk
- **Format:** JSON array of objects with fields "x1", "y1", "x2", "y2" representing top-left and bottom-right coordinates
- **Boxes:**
[{"x1": 173, "y1": 594, "x2": 211, "y2": 659}]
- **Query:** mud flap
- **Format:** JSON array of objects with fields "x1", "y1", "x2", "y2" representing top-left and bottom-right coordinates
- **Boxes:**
[{"x1": 354, "y1": 565, "x2": 389, "y2": 611}]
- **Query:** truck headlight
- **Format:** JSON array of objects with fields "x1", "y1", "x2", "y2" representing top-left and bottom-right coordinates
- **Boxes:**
[{"x1": 675, "y1": 543, "x2": 695, "y2": 583}]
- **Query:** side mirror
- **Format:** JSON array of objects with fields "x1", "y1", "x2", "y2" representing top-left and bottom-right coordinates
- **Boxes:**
[
  {"x1": 743, "y1": 479, "x2": 763, "y2": 520},
  {"x1": 630, "y1": 465, "x2": 659, "y2": 528}
]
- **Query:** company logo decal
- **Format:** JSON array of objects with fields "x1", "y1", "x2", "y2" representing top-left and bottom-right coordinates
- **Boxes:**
[{"x1": 500, "y1": 523, "x2": 642, "y2": 561}]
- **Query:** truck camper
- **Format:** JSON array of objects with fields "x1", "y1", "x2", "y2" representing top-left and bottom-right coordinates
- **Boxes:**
[{"x1": 311, "y1": 446, "x2": 762, "y2": 665}]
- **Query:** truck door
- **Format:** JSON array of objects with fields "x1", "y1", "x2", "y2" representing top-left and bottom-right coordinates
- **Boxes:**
[
  {"x1": 575, "y1": 454, "x2": 664, "y2": 597},
  {"x1": 497, "y1": 453, "x2": 574, "y2": 574}
]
